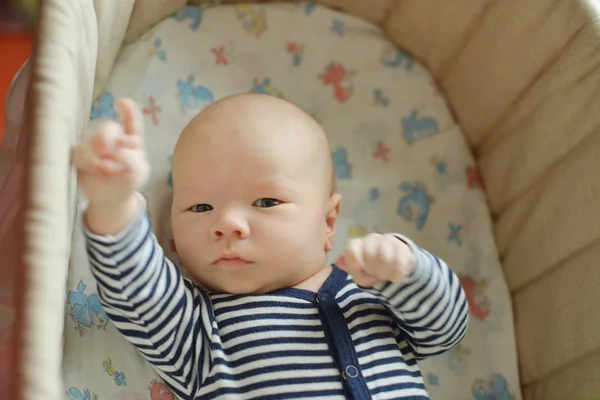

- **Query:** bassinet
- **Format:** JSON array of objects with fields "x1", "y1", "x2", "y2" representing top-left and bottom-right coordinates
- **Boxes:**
[{"x1": 6, "y1": 0, "x2": 600, "y2": 399}]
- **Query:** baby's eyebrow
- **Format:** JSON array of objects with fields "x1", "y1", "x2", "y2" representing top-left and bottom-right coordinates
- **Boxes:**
[{"x1": 253, "y1": 177, "x2": 296, "y2": 193}]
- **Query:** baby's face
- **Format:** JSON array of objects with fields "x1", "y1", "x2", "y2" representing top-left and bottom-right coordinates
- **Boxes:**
[{"x1": 170, "y1": 94, "x2": 340, "y2": 294}]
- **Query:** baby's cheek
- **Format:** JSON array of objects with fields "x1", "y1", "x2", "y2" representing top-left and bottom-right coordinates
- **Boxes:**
[
  {"x1": 172, "y1": 218, "x2": 209, "y2": 260},
  {"x1": 292, "y1": 211, "x2": 328, "y2": 247}
]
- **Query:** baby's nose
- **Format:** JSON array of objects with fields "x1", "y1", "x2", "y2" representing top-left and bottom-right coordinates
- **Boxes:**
[{"x1": 211, "y1": 212, "x2": 250, "y2": 240}]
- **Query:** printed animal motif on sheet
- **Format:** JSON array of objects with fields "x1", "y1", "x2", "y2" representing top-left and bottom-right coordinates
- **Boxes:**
[
  {"x1": 397, "y1": 181, "x2": 433, "y2": 230},
  {"x1": 149, "y1": 379, "x2": 176, "y2": 400},
  {"x1": 177, "y1": 75, "x2": 214, "y2": 110},
  {"x1": 148, "y1": 38, "x2": 167, "y2": 61},
  {"x1": 234, "y1": 5, "x2": 266, "y2": 37},
  {"x1": 66, "y1": 387, "x2": 98, "y2": 400},
  {"x1": 103, "y1": 357, "x2": 127, "y2": 387},
  {"x1": 90, "y1": 91, "x2": 115, "y2": 120},
  {"x1": 250, "y1": 77, "x2": 284, "y2": 98},
  {"x1": 402, "y1": 109, "x2": 439, "y2": 144},
  {"x1": 67, "y1": 3, "x2": 522, "y2": 400},
  {"x1": 171, "y1": 4, "x2": 212, "y2": 31},
  {"x1": 319, "y1": 62, "x2": 354, "y2": 103},
  {"x1": 380, "y1": 44, "x2": 413, "y2": 71},
  {"x1": 472, "y1": 374, "x2": 514, "y2": 400},
  {"x1": 332, "y1": 147, "x2": 352, "y2": 179},
  {"x1": 67, "y1": 280, "x2": 109, "y2": 336}
]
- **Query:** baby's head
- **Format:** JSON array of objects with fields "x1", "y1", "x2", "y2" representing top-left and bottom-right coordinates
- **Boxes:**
[{"x1": 171, "y1": 93, "x2": 341, "y2": 294}]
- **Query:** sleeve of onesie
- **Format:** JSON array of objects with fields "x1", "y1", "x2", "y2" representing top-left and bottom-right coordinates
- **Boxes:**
[
  {"x1": 361, "y1": 234, "x2": 469, "y2": 360},
  {"x1": 83, "y1": 193, "x2": 212, "y2": 400}
]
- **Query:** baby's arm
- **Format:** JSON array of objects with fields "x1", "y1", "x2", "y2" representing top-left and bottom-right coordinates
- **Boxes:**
[
  {"x1": 341, "y1": 233, "x2": 469, "y2": 359},
  {"x1": 84, "y1": 196, "x2": 208, "y2": 398},
  {"x1": 72, "y1": 99, "x2": 207, "y2": 398}
]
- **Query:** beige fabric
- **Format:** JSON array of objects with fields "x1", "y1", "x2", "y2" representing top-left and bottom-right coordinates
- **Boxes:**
[
  {"x1": 383, "y1": 0, "x2": 596, "y2": 150},
  {"x1": 383, "y1": 0, "x2": 492, "y2": 82},
  {"x1": 92, "y1": 0, "x2": 136, "y2": 99},
  {"x1": 514, "y1": 233, "x2": 600, "y2": 384},
  {"x1": 386, "y1": 0, "x2": 600, "y2": 391},
  {"x1": 441, "y1": 0, "x2": 593, "y2": 149},
  {"x1": 124, "y1": 0, "x2": 392, "y2": 43},
  {"x1": 125, "y1": 0, "x2": 187, "y2": 43},
  {"x1": 316, "y1": 0, "x2": 390, "y2": 23},
  {"x1": 523, "y1": 351, "x2": 600, "y2": 400},
  {"x1": 20, "y1": 0, "x2": 99, "y2": 399},
  {"x1": 479, "y1": 14, "x2": 600, "y2": 216},
  {"x1": 494, "y1": 130, "x2": 600, "y2": 291},
  {"x1": 480, "y1": 0, "x2": 600, "y2": 392},
  {"x1": 20, "y1": 1, "x2": 135, "y2": 398},
  {"x1": 19, "y1": 0, "x2": 600, "y2": 398}
]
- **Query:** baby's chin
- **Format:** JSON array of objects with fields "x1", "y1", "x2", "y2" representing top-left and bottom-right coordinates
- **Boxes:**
[{"x1": 190, "y1": 271, "x2": 287, "y2": 295}]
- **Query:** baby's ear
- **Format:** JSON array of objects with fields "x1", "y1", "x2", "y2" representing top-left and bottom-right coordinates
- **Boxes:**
[{"x1": 324, "y1": 193, "x2": 342, "y2": 252}]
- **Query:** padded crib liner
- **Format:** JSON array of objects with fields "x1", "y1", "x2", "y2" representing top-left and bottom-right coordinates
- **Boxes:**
[{"x1": 63, "y1": 3, "x2": 521, "y2": 399}]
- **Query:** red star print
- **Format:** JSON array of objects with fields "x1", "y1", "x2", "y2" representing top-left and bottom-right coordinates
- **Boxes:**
[
  {"x1": 466, "y1": 166, "x2": 484, "y2": 189},
  {"x1": 287, "y1": 42, "x2": 299, "y2": 53},
  {"x1": 142, "y1": 96, "x2": 162, "y2": 126},
  {"x1": 373, "y1": 141, "x2": 391, "y2": 163},
  {"x1": 212, "y1": 46, "x2": 228, "y2": 66}
]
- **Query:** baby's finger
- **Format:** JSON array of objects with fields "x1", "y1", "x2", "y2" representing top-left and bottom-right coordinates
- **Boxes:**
[
  {"x1": 394, "y1": 239, "x2": 416, "y2": 280},
  {"x1": 343, "y1": 238, "x2": 365, "y2": 273},
  {"x1": 361, "y1": 233, "x2": 383, "y2": 269},
  {"x1": 111, "y1": 146, "x2": 147, "y2": 174},
  {"x1": 96, "y1": 158, "x2": 128, "y2": 174},
  {"x1": 117, "y1": 98, "x2": 144, "y2": 138},
  {"x1": 91, "y1": 120, "x2": 123, "y2": 157},
  {"x1": 374, "y1": 237, "x2": 397, "y2": 277},
  {"x1": 349, "y1": 267, "x2": 380, "y2": 288},
  {"x1": 384, "y1": 240, "x2": 408, "y2": 284},
  {"x1": 71, "y1": 143, "x2": 100, "y2": 172},
  {"x1": 344, "y1": 239, "x2": 379, "y2": 287},
  {"x1": 116, "y1": 134, "x2": 142, "y2": 149}
]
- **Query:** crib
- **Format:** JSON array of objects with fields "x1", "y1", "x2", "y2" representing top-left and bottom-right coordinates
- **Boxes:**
[{"x1": 3, "y1": 0, "x2": 600, "y2": 399}]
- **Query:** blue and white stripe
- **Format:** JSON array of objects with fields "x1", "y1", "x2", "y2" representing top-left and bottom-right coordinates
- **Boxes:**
[{"x1": 85, "y1": 210, "x2": 468, "y2": 400}]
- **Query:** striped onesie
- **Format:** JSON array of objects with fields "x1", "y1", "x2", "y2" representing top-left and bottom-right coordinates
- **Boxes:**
[{"x1": 85, "y1": 208, "x2": 469, "y2": 400}]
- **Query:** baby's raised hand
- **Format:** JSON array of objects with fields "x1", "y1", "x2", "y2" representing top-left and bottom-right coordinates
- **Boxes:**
[
  {"x1": 340, "y1": 233, "x2": 415, "y2": 287},
  {"x1": 71, "y1": 98, "x2": 150, "y2": 208}
]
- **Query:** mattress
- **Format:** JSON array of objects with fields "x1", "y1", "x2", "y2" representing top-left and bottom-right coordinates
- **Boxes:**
[{"x1": 63, "y1": 3, "x2": 521, "y2": 399}]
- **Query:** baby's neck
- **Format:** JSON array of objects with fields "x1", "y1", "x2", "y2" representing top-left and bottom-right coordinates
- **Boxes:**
[{"x1": 291, "y1": 264, "x2": 333, "y2": 292}]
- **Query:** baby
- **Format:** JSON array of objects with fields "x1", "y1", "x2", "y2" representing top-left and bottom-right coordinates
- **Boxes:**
[{"x1": 72, "y1": 93, "x2": 468, "y2": 399}]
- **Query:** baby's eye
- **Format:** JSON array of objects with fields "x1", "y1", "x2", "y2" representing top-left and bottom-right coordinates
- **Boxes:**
[
  {"x1": 253, "y1": 198, "x2": 281, "y2": 208},
  {"x1": 190, "y1": 204, "x2": 213, "y2": 213}
]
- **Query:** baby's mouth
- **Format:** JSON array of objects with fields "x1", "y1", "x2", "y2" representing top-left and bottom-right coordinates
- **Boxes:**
[{"x1": 212, "y1": 256, "x2": 253, "y2": 269}]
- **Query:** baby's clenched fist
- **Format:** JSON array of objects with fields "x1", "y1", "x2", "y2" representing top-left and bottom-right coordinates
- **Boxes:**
[
  {"x1": 340, "y1": 233, "x2": 415, "y2": 287},
  {"x1": 71, "y1": 98, "x2": 150, "y2": 208}
]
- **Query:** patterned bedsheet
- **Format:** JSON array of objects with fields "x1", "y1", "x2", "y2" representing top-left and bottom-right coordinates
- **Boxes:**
[{"x1": 63, "y1": 3, "x2": 522, "y2": 399}]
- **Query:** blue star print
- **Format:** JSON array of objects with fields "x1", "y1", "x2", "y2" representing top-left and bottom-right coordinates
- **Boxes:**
[
  {"x1": 427, "y1": 372, "x2": 439, "y2": 386},
  {"x1": 437, "y1": 161, "x2": 447, "y2": 175},
  {"x1": 369, "y1": 187, "x2": 380, "y2": 200},
  {"x1": 447, "y1": 223, "x2": 463, "y2": 246},
  {"x1": 331, "y1": 18, "x2": 344, "y2": 36}
]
